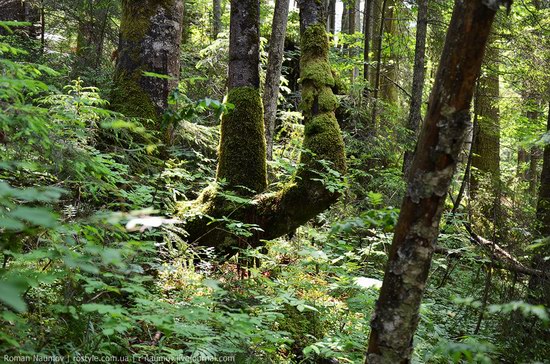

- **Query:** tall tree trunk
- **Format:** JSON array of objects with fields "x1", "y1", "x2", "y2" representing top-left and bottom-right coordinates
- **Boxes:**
[
  {"x1": 213, "y1": 0, "x2": 222, "y2": 39},
  {"x1": 341, "y1": 2, "x2": 349, "y2": 34},
  {"x1": 471, "y1": 39, "x2": 500, "y2": 194},
  {"x1": 529, "y1": 147, "x2": 541, "y2": 197},
  {"x1": 363, "y1": 0, "x2": 372, "y2": 84},
  {"x1": 518, "y1": 147, "x2": 530, "y2": 181},
  {"x1": 263, "y1": 0, "x2": 290, "y2": 161},
  {"x1": 369, "y1": 0, "x2": 381, "y2": 87},
  {"x1": 370, "y1": 0, "x2": 387, "y2": 127},
  {"x1": 379, "y1": 0, "x2": 398, "y2": 104},
  {"x1": 217, "y1": 0, "x2": 266, "y2": 193},
  {"x1": 111, "y1": 0, "x2": 184, "y2": 123},
  {"x1": 402, "y1": 0, "x2": 428, "y2": 178},
  {"x1": 529, "y1": 103, "x2": 550, "y2": 306},
  {"x1": 182, "y1": 0, "x2": 346, "y2": 255},
  {"x1": 327, "y1": 0, "x2": 336, "y2": 33},
  {"x1": 365, "y1": 0, "x2": 500, "y2": 362},
  {"x1": 349, "y1": 0, "x2": 356, "y2": 33}
]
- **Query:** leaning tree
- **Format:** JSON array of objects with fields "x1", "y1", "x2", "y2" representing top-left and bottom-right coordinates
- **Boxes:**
[
  {"x1": 180, "y1": 0, "x2": 346, "y2": 256},
  {"x1": 365, "y1": 0, "x2": 508, "y2": 362}
]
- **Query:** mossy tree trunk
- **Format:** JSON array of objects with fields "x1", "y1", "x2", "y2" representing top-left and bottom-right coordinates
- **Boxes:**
[
  {"x1": 365, "y1": 0, "x2": 501, "y2": 362},
  {"x1": 111, "y1": 0, "x2": 184, "y2": 122},
  {"x1": 263, "y1": 0, "x2": 290, "y2": 161},
  {"x1": 181, "y1": 0, "x2": 346, "y2": 256},
  {"x1": 216, "y1": 0, "x2": 266, "y2": 193}
]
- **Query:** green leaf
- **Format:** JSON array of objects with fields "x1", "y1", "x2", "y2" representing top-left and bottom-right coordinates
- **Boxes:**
[
  {"x1": 0, "y1": 281, "x2": 27, "y2": 312},
  {"x1": 10, "y1": 207, "x2": 57, "y2": 227}
]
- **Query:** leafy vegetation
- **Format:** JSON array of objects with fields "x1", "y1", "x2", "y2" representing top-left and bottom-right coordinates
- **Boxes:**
[{"x1": 1, "y1": 0, "x2": 549, "y2": 363}]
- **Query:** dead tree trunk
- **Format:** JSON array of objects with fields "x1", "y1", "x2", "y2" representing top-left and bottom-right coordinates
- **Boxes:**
[
  {"x1": 111, "y1": 0, "x2": 184, "y2": 122},
  {"x1": 263, "y1": 0, "x2": 290, "y2": 161},
  {"x1": 402, "y1": 0, "x2": 429, "y2": 178},
  {"x1": 181, "y1": 0, "x2": 346, "y2": 256},
  {"x1": 365, "y1": 0, "x2": 503, "y2": 362}
]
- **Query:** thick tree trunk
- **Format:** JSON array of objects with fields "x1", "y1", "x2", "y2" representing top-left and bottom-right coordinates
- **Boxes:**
[
  {"x1": 181, "y1": 0, "x2": 346, "y2": 256},
  {"x1": 111, "y1": 0, "x2": 184, "y2": 122},
  {"x1": 402, "y1": 0, "x2": 428, "y2": 178},
  {"x1": 263, "y1": 0, "x2": 290, "y2": 161},
  {"x1": 213, "y1": 0, "x2": 222, "y2": 39},
  {"x1": 529, "y1": 103, "x2": 550, "y2": 306},
  {"x1": 365, "y1": 0, "x2": 500, "y2": 362},
  {"x1": 216, "y1": 0, "x2": 266, "y2": 193}
]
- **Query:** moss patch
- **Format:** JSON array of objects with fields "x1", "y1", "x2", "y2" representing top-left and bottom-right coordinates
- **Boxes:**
[{"x1": 216, "y1": 87, "x2": 267, "y2": 194}]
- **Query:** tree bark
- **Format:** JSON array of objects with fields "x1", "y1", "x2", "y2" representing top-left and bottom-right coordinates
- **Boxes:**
[
  {"x1": 379, "y1": 0, "x2": 398, "y2": 104},
  {"x1": 216, "y1": 0, "x2": 266, "y2": 193},
  {"x1": 471, "y1": 38, "x2": 500, "y2": 194},
  {"x1": 363, "y1": 0, "x2": 372, "y2": 84},
  {"x1": 181, "y1": 0, "x2": 346, "y2": 256},
  {"x1": 263, "y1": 0, "x2": 290, "y2": 161},
  {"x1": 365, "y1": 0, "x2": 501, "y2": 362},
  {"x1": 402, "y1": 0, "x2": 428, "y2": 178},
  {"x1": 370, "y1": 0, "x2": 387, "y2": 127},
  {"x1": 529, "y1": 103, "x2": 550, "y2": 306},
  {"x1": 111, "y1": 0, "x2": 184, "y2": 122},
  {"x1": 327, "y1": 0, "x2": 336, "y2": 34},
  {"x1": 213, "y1": 0, "x2": 222, "y2": 39}
]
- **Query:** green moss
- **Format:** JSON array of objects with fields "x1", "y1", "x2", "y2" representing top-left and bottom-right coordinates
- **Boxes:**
[
  {"x1": 111, "y1": 69, "x2": 157, "y2": 120},
  {"x1": 217, "y1": 87, "x2": 267, "y2": 194},
  {"x1": 120, "y1": 0, "x2": 175, "y2": 41},
  {"x1": 300, "y1": 85, "x2": 338, "y2": 114},
  {"x1": 278, "y1": 305, "x2": 323, "y2": 356},
  {"x1": 300, "y1": 23, "x2": 329, "y2": 61},
  {"x1": 301, "y1": 113, "x2": 346, "y2": 173},
  {"x1": 300, "y1": 59, "x2": 335, "y2": 87}
]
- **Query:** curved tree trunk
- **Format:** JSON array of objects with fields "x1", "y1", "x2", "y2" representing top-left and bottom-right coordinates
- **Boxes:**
[
  {"x1": 181, "y1": 0, "x2": 346, "y2": 256},
  {"x1": 263, "y1": 0, "x2": 290, "y2": 161},
  {"x1": 111, "y1": 0, "x2": 184, "y2": 122},
  {"x1": 365, "y1": 0, "x2": 501, "y2": 362}
]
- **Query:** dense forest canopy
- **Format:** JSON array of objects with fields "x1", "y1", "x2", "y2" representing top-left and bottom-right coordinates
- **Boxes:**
[{"x1": 0, "y1": 0, "x2": 549, "y2": 363}]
